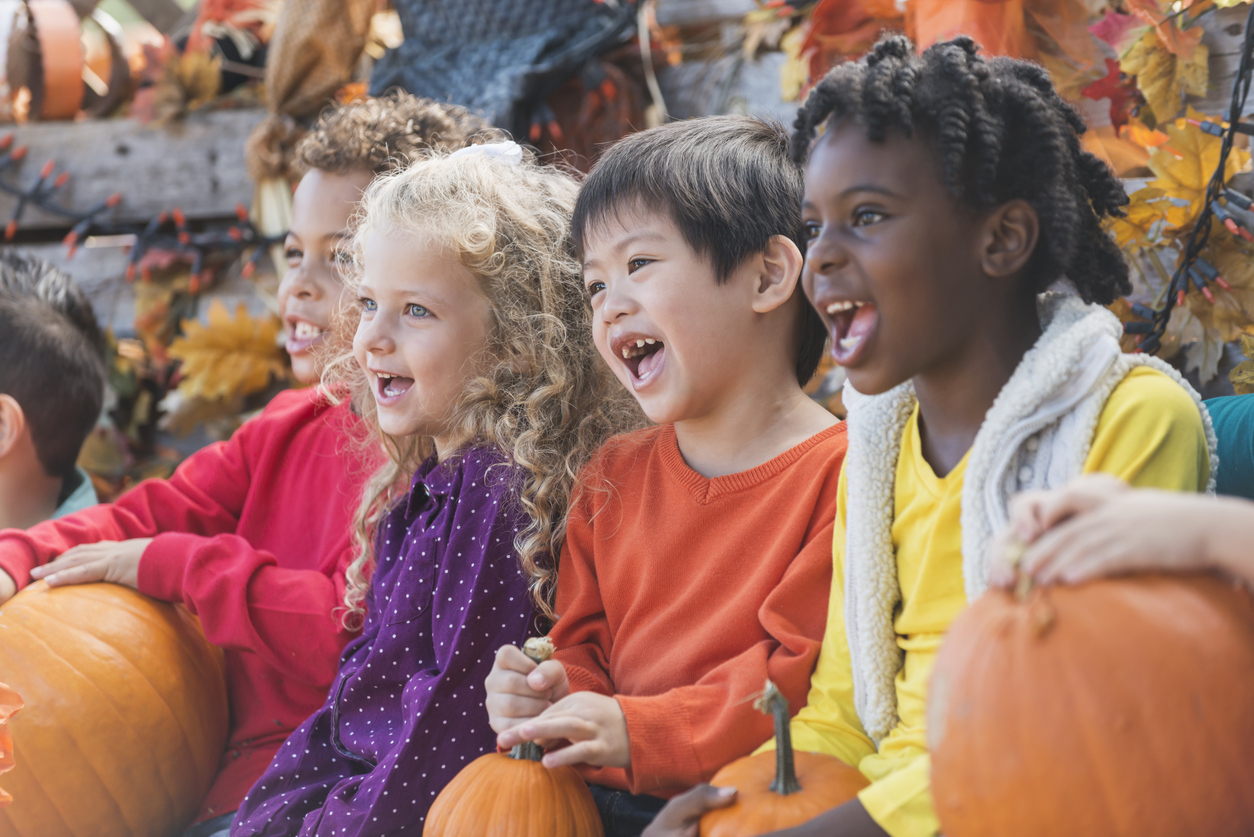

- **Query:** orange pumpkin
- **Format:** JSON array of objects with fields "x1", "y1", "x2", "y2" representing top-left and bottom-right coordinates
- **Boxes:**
[
  {"x1": 424, "y1": 637, "x2": 604, "y2": 837},
  {"x1": 929, "y1": 573, "x2": 1254, "y2": 837},
  {"x1": 0, "y1": 581, "x2": 230, "y2": 837},
  {"x1": 0, "y1": 683, "x2": 21, "y2": 808},
  {"x1": 700, "y1": 680, "x2": 868, "y2": 837}
]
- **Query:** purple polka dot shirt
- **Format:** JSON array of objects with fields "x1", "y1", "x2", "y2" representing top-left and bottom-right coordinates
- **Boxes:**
[{"x1": 231, "y1": 447, "x2": 536, "y2": 836}]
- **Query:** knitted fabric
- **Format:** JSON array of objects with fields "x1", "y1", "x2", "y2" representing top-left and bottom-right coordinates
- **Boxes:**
[
  {"x1": 842, "y1": 292, "x2": 1218, "y2": 743},
  {"x1": 369, "y1": 0, "x2": 635, "y2": 139}
]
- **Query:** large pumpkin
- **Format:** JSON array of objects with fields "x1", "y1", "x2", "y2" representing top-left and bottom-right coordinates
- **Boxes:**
[
  {"x1": 424, "y1": 637, "x2": 604, "y2": 837},
  {"x1": 700, "y1": 680, "x2": 868, "y2": 837},
  {"x1": 0, "y1": 580, "x2": 230, "y2": 837},
  {"x1": 929, "y1": 573, "x2": 1254, "y2": 837}
]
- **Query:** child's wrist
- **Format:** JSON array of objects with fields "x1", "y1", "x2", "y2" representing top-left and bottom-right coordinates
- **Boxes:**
[{"x1": 1204, "y1": 497, "x2": 1254, "y2": 579}]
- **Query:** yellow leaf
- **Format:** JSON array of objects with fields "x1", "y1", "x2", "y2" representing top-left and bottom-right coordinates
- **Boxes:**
[
  {"x1": 1120, "y1": 29, "x2": 1208, "y2": 122},
  {"x1": 168, "y1": 301, "x2": 287, "y2": 402},
  {"x1": 1147, "y1": 107, "x2": 1252, "y2": 225},
  {"x1": 1232, "y1": 358, "x2": 1254, "y2": 394},
  {"x1": 780, "y1": 23, "x2": 809, "y2": 103},
  {"x1": 1106, "y1": 186, "x2": 1192, "y2": 249}
]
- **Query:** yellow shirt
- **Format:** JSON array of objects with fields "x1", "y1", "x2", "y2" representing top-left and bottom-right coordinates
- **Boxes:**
[{"x1": 769, "y1": 366, "x2": 1210, "y2": 837}]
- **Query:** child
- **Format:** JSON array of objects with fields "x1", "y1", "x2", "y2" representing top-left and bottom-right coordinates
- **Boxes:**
[
  {"x1": 645, "y1": 36, "x2": 1214, "y2": 837},
  {"x1": 0, "y1": 251, "x2": 105, "y2": 543},
  {"x1": 230, "y1": 144, "x2": 638, "y2": 837},
  {"x1": 485, "y1": 116, "x2": 846, "y2": 837},
  {"x1": 0, "y1": 92, "x2": 496, "y2": 837}
]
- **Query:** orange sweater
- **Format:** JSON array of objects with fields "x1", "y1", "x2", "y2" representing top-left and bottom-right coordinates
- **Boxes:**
[{"x1": 550, "y1": 422, "x2": 846, "y2": 797}]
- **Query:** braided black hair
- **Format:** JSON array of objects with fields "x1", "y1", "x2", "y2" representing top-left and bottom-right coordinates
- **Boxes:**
[{"x1": 793, "y1": 35, "x2": 1130, "y2": 305}]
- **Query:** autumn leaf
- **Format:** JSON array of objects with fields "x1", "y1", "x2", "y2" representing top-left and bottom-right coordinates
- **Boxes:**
[
  {"x1": 1106, "y1": 186, "x2": 1192, "y2": 249},
  {"x1": 168, "y1": 301, "x2": 286, "y2": 401},
  {"x1": 1120, "y1": 28, "x2": 1208, "y2": 122},
  {"x1": 780, "y1": 23, "x2": 810, "y2": 102},
  {"x1": 1147, "y1": 107, "x2": 1251, "y2": 224},
  {"x1": 1232, "y1": 334, "x2": 1254, "y2": 394}
]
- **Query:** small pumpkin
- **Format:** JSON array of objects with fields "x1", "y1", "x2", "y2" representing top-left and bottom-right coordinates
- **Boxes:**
[
  {"x1": 929, "y1": 572, "x2": 1254, "y2": 837},
  {"x1": 424, "y1": 637, "x2": 605, "y2": 837},
  {"x1": 0, "y1": 580, "x2": 229, "y2": 837},
  {"x1": 700, "y1": 680, "x2": 868, "y2": 837}
]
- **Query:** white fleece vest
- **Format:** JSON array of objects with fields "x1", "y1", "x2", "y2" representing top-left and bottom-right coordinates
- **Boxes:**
[{"x1": 842, "y1": 292, "x2": 1218, "y2": 743}]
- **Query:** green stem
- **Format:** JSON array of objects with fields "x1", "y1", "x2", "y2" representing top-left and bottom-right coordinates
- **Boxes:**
[
  {"x1": 758, "y1": 681, "x2": 801, "y2": 796},
  {"x1": 510, "y1": 637, "x2": 555, "y2": 763}
]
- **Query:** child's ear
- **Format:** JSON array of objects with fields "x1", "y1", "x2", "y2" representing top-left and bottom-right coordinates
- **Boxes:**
[
  {"x1": 0, "y1": 395, "x2": 25, "y2": 460},
  {"x1": 980, "y1": 200, "x2": 1040, "y2": 279},
  {"x1": 750, "y1": 235, "x2": 805, "y2": 314}
]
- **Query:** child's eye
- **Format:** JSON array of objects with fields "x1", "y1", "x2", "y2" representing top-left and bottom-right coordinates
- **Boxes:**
[
  {"x1": 627, "y1": 258, "x2": 653, "y2": 275},
  {"x1": 803, "y1": 221, "x2": 822, "y2": 241},
  {"x1": 852, "y1": 208, "x2": 887, "y2": 227},
  {"x1": 359, "y1": 297, "x2": 377, "y2": 312},
  {"x1": 586, "y1": 280, "x2": 606, "y2": 298},
  {"x1": 404, "y1": 303, "x2": 429, "y2": 318}
]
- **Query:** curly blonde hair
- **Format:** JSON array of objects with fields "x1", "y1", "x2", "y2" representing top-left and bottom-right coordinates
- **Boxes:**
[
  {"x1": 325, "y1": 150, "x2": 642, "y2": 627},
  {"x1": 295, "y1": 91, "x2": 503, "y2": 175}
]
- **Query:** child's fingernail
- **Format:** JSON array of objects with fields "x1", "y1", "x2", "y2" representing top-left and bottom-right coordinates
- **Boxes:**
[{"x1": 716, "y1": 786, "x2": 736, "y2": 797}]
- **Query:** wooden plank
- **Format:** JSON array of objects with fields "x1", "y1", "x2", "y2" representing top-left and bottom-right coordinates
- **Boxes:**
[
  {"x1": 657, "y1": 52, "x2": 799, "y2": 123},
  {"x1": 120, "y1": 0, "x2": 184, "y2": 33},
  {"x1": 656, "y1": 0, "x2": 755, "y2": 28},
  {"x1": 1197, "y1": 5, "x2": 1254, "y2": 118},
  {"x1": 5, "y1": 239, "x2": 278, "y2": 334},
  {"x1": 0, "y1": 108, "x2": 265, "y2": 233}
]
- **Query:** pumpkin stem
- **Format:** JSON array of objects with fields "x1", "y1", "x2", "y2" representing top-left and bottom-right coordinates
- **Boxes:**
[
  {"x1": 756, "y1": 680, "x2": 801, "y2": 796},
  {"x1": 1004, "y1": 537, "x2": 1035, "y2": 601},
  {"x1": 510, "y1": 637, "x2": 556, "y2": 763}
]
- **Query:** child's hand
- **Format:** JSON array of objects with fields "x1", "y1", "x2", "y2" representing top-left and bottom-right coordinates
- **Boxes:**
[
  {"x1": 29, "y1": 538, "x2": 152, "y2": 590},
  {"x1": 484, "y1": 644, "x2": 570, "y2": 734},
  {"x1": 990, "y1": 474, "x2": 1129, "y2": 587},
  {"x1": 991, "y1": 476, "x2": 1223, "y2": 586},
  {"x1": 499, "y1": 691, "x2": 631, "y2": 769},
  {"x1": 642, "y1": 784, "x2": 737, "y2": 837},
  {"x1": 0, "y1": 569, "x2": 15, "y2": 603}
]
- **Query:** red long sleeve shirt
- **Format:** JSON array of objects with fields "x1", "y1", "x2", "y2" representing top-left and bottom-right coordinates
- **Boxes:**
[
  {"x1": 550, "y1": 422, "x2": 846, "y2": 797},
  {"x1": 0, "y1": 387, "x2": 376, "y2": 822}
]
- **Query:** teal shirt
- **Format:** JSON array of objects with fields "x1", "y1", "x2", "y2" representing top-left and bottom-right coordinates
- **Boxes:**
[
  {"x1": 52, "y1": 467, "x2": 98, "y2": 519},
  {"x1": 1204, "y1": 395, "x2": 1254, "y2": 499}
]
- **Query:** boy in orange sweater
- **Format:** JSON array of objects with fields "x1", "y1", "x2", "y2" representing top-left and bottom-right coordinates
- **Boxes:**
[{"x1": 485, "y1": 116, "x2": 846, "y2": 837}]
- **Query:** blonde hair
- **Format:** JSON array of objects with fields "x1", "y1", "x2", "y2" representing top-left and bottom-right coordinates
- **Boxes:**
[{"x1": 324, "y1": 150, "x2": 642, "y2": 627}]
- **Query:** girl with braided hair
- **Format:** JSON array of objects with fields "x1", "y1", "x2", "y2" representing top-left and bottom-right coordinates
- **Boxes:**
[{"x1": 645, "y1": 35, "x2": 1214, "y2": 837}]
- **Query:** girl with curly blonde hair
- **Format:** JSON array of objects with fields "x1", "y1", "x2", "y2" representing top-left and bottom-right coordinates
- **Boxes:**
[{"x1": 231, "y1": 143, "x2": 640, "y2": 837}]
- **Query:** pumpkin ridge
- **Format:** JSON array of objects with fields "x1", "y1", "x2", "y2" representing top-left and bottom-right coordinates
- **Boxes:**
[{"x1": 12, "y1": 610, "x2": 179, "y2": 832}]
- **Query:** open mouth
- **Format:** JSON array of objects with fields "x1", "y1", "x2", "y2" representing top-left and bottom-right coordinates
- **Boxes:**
[
  {"x1": 286, "y1": 319, "x2": 327, "y2": 354},
  {"x1": 825, "y1": 299, "x2": 877, "y2": 364},
  {"x1": 374, "y1": 374, "x2": 414, "y2": 403},
  {"x1": 618, "y1": 337, "x2": 665, "y2": 385}
]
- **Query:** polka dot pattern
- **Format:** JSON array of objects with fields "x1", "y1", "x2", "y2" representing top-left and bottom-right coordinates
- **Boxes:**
[{"x1": 230, "y1": 448, "x2": 536, "y2": 837}]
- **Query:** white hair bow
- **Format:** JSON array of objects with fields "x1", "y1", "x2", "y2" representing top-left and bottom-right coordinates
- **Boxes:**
[{"x1": 448, "y1": 140, "x2": 523, "y2": 166}]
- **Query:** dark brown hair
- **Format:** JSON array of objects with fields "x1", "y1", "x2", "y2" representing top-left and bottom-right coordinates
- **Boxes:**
[
  {"x1": 296, "y1": 90, "x2": 504, "y2": 175},
  {"x1": 0, "y1": 251, "x2": 106, "y2": 479},
  {"x1": 571, "y1": 115, "x2": 827, "y2": 386}
]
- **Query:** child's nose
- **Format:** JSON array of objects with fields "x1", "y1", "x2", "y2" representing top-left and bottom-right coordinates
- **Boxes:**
[
  {"x1": 355, "y1": 313, "x2": 396, "y2": 355},
  {"x1": 805, "y1": 231, "x2": 848, "y2": 275},
  {"x1": 600, "y1": 281, "x2": 637, "y2": 322}
]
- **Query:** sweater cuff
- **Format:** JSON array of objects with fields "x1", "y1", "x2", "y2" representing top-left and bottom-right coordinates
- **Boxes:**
[
  {"x1": 617, "y1": 693, "x2": 703, "y2": 795},
  {"x1": 0, "y1": 539, "x2": 38, "y2": 592},
  {"x1": 564, "y1": 663, "x2": 612, "y2": 697},
  {"x1": 136, "y1": 532, "x2": 199, "y2": 604}
]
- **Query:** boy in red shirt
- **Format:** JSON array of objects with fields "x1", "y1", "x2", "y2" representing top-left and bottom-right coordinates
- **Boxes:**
[
  {"x1": 486, "y1": 116, "x2": 846, "y2": 836},
  {"x1": 0, "y1": 93, "x2": 497, "y2": 837}
]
